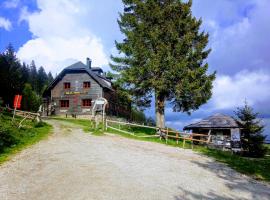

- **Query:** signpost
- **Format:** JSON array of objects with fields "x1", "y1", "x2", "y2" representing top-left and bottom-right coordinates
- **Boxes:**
[
  {"x1": 92, "y1": 97, "x2": 108, "y2": 129},
  {"x1": 13, "y1": 95, "x2": 22, "y2": 120}
]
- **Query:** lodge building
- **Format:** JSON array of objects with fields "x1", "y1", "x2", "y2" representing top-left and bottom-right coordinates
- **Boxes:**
[{"x1": 43, "y1": 58, "x2": 130, "y2": 118}]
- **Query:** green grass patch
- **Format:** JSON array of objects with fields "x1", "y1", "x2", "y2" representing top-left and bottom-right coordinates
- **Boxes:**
[
  {"x1": 106, "y1": 123, "x2": 192, "y2": 148},
  {"x1": 194, "y1": 146, "x2": 270, "y2": 182},
  {"x1": 0, "y1": 112, "x2": 52, "y2": 164},
  {"x1": 51, "y1": 117, "x2": 104, "y2": 136}
]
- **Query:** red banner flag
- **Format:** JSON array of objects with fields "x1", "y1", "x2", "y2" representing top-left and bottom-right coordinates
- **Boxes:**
[{"x1": 13, "y1": 95, "x2": 22, "y2": 109}]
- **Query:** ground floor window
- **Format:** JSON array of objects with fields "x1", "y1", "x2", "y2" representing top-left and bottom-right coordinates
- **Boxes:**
[
  {"x1": 60, "y1": 100, "x2": 69, "y2": 108},
  {"x1": 82, "y1": 99, "x2": 92, "y2": 107}
]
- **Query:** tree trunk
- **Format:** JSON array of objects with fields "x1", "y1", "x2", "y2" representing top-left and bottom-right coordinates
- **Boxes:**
[{"x1": 155, "y1": 93, "x2": 165, "y2": 128}]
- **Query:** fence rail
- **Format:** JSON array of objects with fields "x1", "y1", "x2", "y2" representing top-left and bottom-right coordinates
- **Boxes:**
[
  {"x1": 105, "y1": 119, "x2": 211, "y2": 148},
  {"x1": 3, "y1": 107, "x2": 41, "y2": 128}
]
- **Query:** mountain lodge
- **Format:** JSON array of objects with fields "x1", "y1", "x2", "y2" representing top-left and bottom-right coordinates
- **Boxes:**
[{"x1": 42, "y1": 58, "x2": 130, "y2": 118}]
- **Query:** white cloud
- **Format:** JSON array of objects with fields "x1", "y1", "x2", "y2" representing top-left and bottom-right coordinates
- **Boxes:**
[
  {"x1": 17, "y1": 0, "x2": 108, "y2": 73},
  {"x1": 211, "y1": 70, "x2": 270, "y2": 110},
  {"x1": 193, "y1": 0, "x2": 270, "y2": 74},
  {"x1": 3, "y1": 0, "x2": 19, "y2": 8},
  {"x1": 0, "y1": 17, "x2": 12, "y2": 31}
]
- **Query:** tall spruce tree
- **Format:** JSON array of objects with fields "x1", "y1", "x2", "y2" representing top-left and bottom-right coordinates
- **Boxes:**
[
  {"x1": 29, "y1": 60, "x2": 38, "y2": 93},
  {"x1": 0, "y1": 44, "x2": 24, "y2": 105},
  {"x1": 47, "y1": 72, "x2": 54, "y2": 84},
  {"x1": 111, "y1": 0, "x2": 215, "y2": 128},
  {"x1": 37, "y1": 66, "x2": 48, "y2": 95},
  {"x1": 235, "y1": 102, "x2": 267, "y2": 157}
]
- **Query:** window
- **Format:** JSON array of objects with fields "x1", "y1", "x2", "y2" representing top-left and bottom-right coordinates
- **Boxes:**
[
  {"x1": 64, "y1": 82, "x2": 70, "y2": 89},
  {"x1": 83, "y1": 81, "x2": 91, "y2": 88},
  {"x1": 60, "y1": 100, "x2": 69, "y2": 108},
  {"x1": 82, "y1": 99, "x2": 92, "y2": 107}
]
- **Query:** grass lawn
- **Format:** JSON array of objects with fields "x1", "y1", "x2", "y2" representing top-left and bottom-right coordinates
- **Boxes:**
[
  {"x1": 50, "y1": 117, "x2": 104, "y2": 135},
  {"x1": 0, "y1": 112, "x2": 52, "y2": 164},
  {"x1": 194, "y1": 146, "x2": 270, "y2": 182},
  {"x1": 51, "y1": 117, "x2": 270, "y2": 182}
]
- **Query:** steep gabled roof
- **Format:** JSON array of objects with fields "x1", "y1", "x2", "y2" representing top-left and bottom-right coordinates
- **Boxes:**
[
  {"x1": 184, "y1": 113, "x2": 241, "y2": 130},
  {"x1": 43, "y1": 61, "x2": 112, "y2": 96}
]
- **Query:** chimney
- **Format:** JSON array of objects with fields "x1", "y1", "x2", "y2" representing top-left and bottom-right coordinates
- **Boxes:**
[{"x1": 86, "y1": 57, "x2": 92, "y2": 69}]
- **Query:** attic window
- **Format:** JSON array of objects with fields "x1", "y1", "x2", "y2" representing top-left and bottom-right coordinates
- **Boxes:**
[
  {"x1": 64, "y1": 82, "x2": 70, "y2": 89},
  {"x1": 83, "y1": 82, "x2": 91, "y2": 88}
]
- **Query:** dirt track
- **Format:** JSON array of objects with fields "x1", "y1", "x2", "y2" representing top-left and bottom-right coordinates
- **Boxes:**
[{"x1": 0, "y1": 120, "x2": 269, "y2": 200}]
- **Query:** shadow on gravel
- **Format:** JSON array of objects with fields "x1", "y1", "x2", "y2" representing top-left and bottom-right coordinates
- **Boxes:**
[
  {"x1": 174, "y1": 159, "x2": 270, "y2": 200},
  {"x1": 174, "y1": 187, "x2": 235, "y2": 200}
]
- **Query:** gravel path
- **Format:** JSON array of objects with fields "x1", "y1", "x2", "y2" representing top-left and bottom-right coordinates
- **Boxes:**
[{"x1": 0, "y1": 120, "x2": 269, "y2": 200}]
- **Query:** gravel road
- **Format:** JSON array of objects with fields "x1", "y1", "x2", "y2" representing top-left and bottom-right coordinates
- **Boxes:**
[{"x1": 0, "y1": 120, "x2": 269, "y2": 200}]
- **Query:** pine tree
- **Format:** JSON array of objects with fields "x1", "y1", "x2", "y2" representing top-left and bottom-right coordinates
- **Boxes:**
[
  {"x1": 37, "y1": 66, "x2": 48, "y2": 95},
  {"x1": 235, "y1": 102, "x2": 267, "y2": 157},
  {"x1": 21, "y1": 62, "x2": 30, "y2": 83},
  {"x1": 111, "y1": 0, "x2": 215, "y2": 128},
  {"x1": 0, "y1": 44, "x2": 24, "y2": 105},
  {"x1": 29, "y1": 60, "x2": 38, "y2": 93},
  {"x1": 22, "y1": 83, "x2": 41, "y2": 112},
  {"x1": 47, "y1": 72, "x2": 54, "y2": 84}
]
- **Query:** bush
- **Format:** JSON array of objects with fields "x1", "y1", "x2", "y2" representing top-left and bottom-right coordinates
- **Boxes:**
[
  {"x1": 34, "y1": 121, "x2": 46, "y2": 128},
  {"x1": 0, "y1": 124, "x2": 19, "y2": 152}
]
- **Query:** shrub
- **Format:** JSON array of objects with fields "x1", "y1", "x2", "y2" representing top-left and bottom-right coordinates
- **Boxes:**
[
  {"x1": 0, "y1": 124, "x2": 19, "y2": 152},
  {"x1": 34, "y1": 121, "x2": 46, "y2": 128}
]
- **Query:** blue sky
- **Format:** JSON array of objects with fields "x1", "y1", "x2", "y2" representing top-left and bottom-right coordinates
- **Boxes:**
[{"x1": 0, "y1": 0, "x2": 270, "y2": 139}]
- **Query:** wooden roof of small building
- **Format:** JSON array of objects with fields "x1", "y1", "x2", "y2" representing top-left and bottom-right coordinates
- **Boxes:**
[{"x1": 184, "y1": 113, "x2": 241, "y2": 130}]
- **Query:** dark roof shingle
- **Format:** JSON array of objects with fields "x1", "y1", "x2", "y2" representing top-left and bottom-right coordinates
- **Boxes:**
[
  {"x1": 44, "y1": 61, "x2": 112, "y2": 96},
  {"x1": 184, "y1": 113, "x2": 241, "y2": 129}
]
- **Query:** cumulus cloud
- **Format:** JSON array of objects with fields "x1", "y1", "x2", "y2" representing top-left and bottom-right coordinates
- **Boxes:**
[
  {"x1": 193, "y1": 0, "x2": 270, "y2": 74},
  {"x1": 3, "y1": 0, "x2": 20, "y2": 8},
  {"x1": 0, "y1": 17, "x2": 12, "y2": 31},
  {"x1": 17, "y1": 0, "x2": 108, "y2": 73},
  {"x1": 211, "y1": 70, "x2": 270, "y2": 110}
]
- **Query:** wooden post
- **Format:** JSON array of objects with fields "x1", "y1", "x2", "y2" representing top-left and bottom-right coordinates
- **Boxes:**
[
  {"x1": 166, "y1": 127, "x2": 168, "y2": 144},
  {"x1": 176, "y1": 132, "x2": 179, "y2": 144},
  {"x1": 191, "y1": 135, "x2": 194, "y2": 150},
  {"x1": 183, "y1": 138, "x2": 186, "y2": 148},
  {"x1": 105, "y1": 120, "x2": 108, "y2": 131}
]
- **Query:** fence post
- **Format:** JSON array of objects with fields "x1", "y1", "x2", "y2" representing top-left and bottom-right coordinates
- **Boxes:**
[
  {"x1": 105, "y1": 120, "x2": 108, "y2": 131},
  {"x1": 183, "y1": 138, "x2": 186, "y2": 149},
  {"x1": 166, "y1": 127, "x2": 168, "y2": 144},
  {"x1": 176, "y1": 132, "x2": 179, "y2": 144},
  {"x1": 191, "y1": 135, "x2": 194, "y2": 150}
]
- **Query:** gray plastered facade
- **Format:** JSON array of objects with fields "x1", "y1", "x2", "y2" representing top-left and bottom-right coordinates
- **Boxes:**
[{"x1": 51, "y1": 73, "x2": 103, "y2": 115}]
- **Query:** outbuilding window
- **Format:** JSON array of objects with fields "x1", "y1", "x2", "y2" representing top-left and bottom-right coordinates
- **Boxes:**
[
  {"x1": 83, "y1": 81, "x2": 91, "y2": 88},
  {"x1": 64, "y1": 82, "x2": 70, "y2": 89},
  {"x1": 82, "y1": 99, "x2": 92, "y2": 107},
  {"x1": 60, "y1": 100, "x2": 69, "y2": 108}
]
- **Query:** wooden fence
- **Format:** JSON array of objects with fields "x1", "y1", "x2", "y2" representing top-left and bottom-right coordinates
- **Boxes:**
[
  {"x1": 4, "y1": 107, "x2": 41, "y2": 128},
  {"x1": 105, "y1": 119, "x2": 211, "y2": 148}
]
